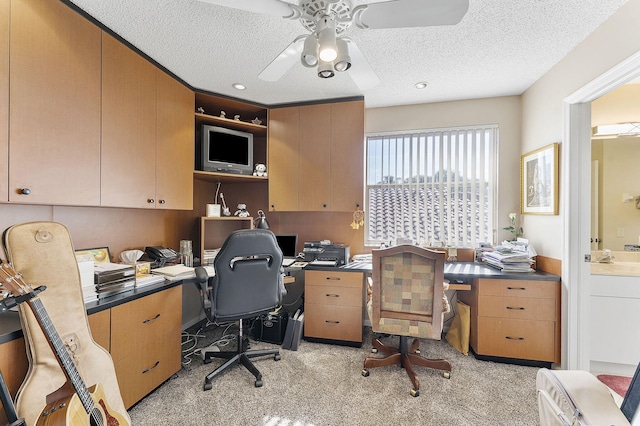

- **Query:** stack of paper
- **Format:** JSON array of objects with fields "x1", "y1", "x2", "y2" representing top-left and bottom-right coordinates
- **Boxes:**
[
  {"x1": 483, "y1": 239, "x2": 536, "y2": 272},
  {"x1": 282, "y1": 309, "x2": 305, "y2": 351},
  {"x1": 77, "y1": 257, "x2": 98, "y2": 304},
  {"x1": 151, "y1": 264, "x2": 195, "y2": 278},
  {"x1": 136, "y1": 274, "x2": 166, "y2": 288}
]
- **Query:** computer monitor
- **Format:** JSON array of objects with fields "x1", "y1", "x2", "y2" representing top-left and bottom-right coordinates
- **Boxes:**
[{"x1": 275, "y1": 234, "x2": 298, "y2": 258}]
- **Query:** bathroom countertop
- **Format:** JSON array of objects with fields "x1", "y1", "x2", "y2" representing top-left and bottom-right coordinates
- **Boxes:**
[{"x1": 590, "y1": 261, "x2": 640, "y2": 276}]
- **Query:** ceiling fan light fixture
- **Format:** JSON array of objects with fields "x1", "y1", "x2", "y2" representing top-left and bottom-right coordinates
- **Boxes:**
[
  {"x1": 318, "y1": 60, "x2": 335, "y2": 78},
  {"x1": 334, "y1": 38, "x2": 351, "y2": 72},
  {"x1": 301, "y1": 35, "x2": 319, "y2": 67},
  {"x1": 317, "y1": 16, "x2": 337, "y2": 63}
]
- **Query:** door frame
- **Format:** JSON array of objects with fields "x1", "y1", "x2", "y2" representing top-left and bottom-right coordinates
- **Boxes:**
[{"x1": 564, "y1": 50, "x2": 640, "y2": 370}]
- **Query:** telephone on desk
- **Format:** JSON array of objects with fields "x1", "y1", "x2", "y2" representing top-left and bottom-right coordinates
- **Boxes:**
[{"x1": 143, "y1": 246, "x2": 180, "y2": 268}]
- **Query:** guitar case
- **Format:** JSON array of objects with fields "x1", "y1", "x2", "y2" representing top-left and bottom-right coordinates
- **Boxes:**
[{"x1": 2, "y1": 221, "x2": 130, "y2": 426}]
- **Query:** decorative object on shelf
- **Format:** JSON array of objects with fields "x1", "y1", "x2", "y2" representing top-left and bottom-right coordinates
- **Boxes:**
[
  {"x1": 234, "y1": 203, "x2": 250, "y2": 217},
  {"x1": 234, "y1": 114, "x2": 240, "y2": 121},
  {"x1": 254, "y1": 210, "x2": 270, "y2": 229},
  {"x1": 502, "y1": 212, "x2": 523, "y2": 241},
  {"x1": 251, "y1": 117, "x2": 262, "y2": 125},
  {"x1": 219, "y1": 110, "x2": 226, "y2": 118},
  {"x1": 350, "y1": 206, "x2": 364, "y2": 229},
  {"x1": 253, "y1": 163, "x2": 267, "y2": 177},
  {"x1": 197, "y1": 106, "x2": 205, "y2": 114},
  {"x1": 521, "y1": 142, "x2": 559, "y2": 215},
  {"x1": 220, "y1": 193, "x2": 231, "y2": 216}
]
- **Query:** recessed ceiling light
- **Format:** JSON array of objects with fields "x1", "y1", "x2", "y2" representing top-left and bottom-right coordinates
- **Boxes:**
[
  {"x1": 415, "y1": 81, "x2": 428, "y2": 89},
  {"x1": 232, "y1": 83, "x2": 246, "y2": 90}
]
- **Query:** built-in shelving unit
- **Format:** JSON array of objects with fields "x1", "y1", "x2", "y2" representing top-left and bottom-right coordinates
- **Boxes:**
[
  {"x1": 194, "y1": 93, "x2": 268, "y2": 184},
  {"x1": 198, "y1": 216, "x2": 254, "y2": 263}
]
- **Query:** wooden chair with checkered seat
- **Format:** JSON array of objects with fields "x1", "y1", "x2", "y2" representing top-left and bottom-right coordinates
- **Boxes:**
[{"x1": 362, "y1": 245, "x2": 451, "y2": 397}]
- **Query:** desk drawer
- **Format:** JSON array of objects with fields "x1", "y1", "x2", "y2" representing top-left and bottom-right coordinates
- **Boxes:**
[
  {"x1": 477, "y1": 317, "x2": 555, "y2": 361},
  {"x1": 304, "y1": 304, "x2": 362, "y2": 342},
  {"x1": 113, "y1": 328, "x2": 181, "y2": 408},
  {"x1": 305, "y1": 284, "x2": 362, "y2": 307},
  {"x1": 306, "y1": 270, "x2": 363, "y2": 288},
  {"x1": 478, "y1": 279, "x2": 556, "y2": 299},
  {"x1": 478, "y1": 296, "x2": 556, "y2": 321}
]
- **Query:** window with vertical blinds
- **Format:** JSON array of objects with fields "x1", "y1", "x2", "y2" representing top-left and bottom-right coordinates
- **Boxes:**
[{"x1": 365, "y1": 125, "x2": 499, "y2": 248}]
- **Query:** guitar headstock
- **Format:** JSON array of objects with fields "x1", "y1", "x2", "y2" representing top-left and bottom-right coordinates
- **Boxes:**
[{"x1": 0, "y1": 261, "x2": 34, "y2": 298}]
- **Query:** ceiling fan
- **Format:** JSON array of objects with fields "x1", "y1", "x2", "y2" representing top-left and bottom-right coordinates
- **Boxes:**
[{"x1": 197, "y1": 0, "x2": 469, "y2": 90}]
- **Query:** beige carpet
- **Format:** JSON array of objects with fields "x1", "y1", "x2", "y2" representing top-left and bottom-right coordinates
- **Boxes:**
[{"x1": 128, "y1": 324, "x2": 540, "y2": 425}]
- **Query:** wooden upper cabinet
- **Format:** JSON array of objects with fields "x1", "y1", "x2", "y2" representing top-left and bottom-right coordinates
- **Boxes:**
[
  {"x1": 268, "y1": 107, "x2": 300, "y2": 211},
  {"x1": 101, "y1": 32, "x2": 157, "y2": 208},
  {"x1": 156, "y1": 70, "x2": 194, "y2": 210},
  {"x1": 330, "y1": 100, "x2": 364, "y2": 211},
  {"x1": 0, "y1": 0, "x2": 8, "y2": 202},
  {"x1": 9, "y1": 0, "x2": 101, "y2": 205},
  {"x1": 299, "y1": 104, "x2": 331, "y2": 210}
]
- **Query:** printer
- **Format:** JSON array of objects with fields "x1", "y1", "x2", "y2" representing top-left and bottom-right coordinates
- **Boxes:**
[{"x1": 303, "y1": 241, "x2": 350, "y2": 266}]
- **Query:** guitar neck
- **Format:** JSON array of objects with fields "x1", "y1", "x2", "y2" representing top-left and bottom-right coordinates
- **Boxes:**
[{"x1": 28, "y1": 297, "x2": 95, "y2": 415}]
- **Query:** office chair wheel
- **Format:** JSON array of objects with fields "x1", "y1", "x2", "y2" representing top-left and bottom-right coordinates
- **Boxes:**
[
  {"x1": 361, "y1": 369, "x2": 370, "y2": 377},
  {"x1": 255, "y1": 379, "x2": 263, "y2": 387},
  {"x1": 274, "y1": 353, "x2": 281, "y2": 361},
  {"x1": 203, "y1": 382, "x2": 213, "y2": 391},
  {"x1": 443, "y1": 371, "x2": 451, "y2": 379},
  {"x1": 410, "y1": 389, "x2": 420, "y2": 397}
]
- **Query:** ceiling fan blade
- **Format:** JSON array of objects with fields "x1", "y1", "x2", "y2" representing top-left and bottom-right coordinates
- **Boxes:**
[
  {"x1": 343, "y1": 39, "x2": 380, "y2": 91},
  {"x1": 354, "y1": 0, "x2": 469, "y2": 29},
  {"x1": 196, "y1": 0, "x2": 299, "y2": 18},
  {"x1": 258, "y1": 36, "x2": 306, "y2": 82}
]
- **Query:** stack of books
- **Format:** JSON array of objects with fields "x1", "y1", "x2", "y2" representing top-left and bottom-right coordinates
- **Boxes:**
[
  {"x1": 136, "y1": 274, "x2": 166, "y2": 288},
  {"x1": 482, "y1": 239, "x2": 536, "y2": 272},
  {"x1": 77, "y1": 257, "x2": 98, "y2": 304}
]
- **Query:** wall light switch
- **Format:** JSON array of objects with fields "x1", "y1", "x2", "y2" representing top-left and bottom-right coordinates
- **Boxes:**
[{"x1": 617, "y1": 227, "x2": 625, "y2": 237}]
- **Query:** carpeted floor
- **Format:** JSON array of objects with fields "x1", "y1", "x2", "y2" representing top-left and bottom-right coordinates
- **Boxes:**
[{"x1": 128, "y1": 323, "x2": 541, "y2": 426}]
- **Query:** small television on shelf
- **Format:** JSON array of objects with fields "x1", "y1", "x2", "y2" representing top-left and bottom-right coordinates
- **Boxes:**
[{"x1": 200, "y1": 124, "x2": 253, "y2": 175}]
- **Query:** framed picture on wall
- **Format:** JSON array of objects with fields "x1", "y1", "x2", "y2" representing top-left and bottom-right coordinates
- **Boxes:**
[{"x1": 521, "y1": 142, "x2": 559, "y2": 215}]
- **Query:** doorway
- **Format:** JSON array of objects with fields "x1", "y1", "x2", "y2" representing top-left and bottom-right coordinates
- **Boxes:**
[{"x1": 564, "y1": 50, "x2": 640, "y2": 370}]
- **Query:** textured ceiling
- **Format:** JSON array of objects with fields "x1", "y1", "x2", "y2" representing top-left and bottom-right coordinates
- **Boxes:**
[{"x1": 65, "y1": 0, "x2": 630, "y2": 108}]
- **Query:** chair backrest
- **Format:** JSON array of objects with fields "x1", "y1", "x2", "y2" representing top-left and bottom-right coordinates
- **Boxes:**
[
  {"x1": 371, "y1": 245, "x2": 445, "y2": 340},
  {"x1": 211, "y1": 229, "x2": 284, "y2": 322}
]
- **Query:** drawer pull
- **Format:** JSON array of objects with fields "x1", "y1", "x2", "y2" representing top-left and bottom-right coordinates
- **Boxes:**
[
  {"x1": 505, "y1": 336, "x2": 525, "y2": 341},
  {"x1": 325, "y1": 277, "x2": 341, "y2": 281},
  {"x1": 325, "y1": 293, "x2": 340, "y2": 298},
  {"x1": 142, "y1": 361, "x2": 160, "y2": 374},
  {"x1": 506, "y1": 306, "x2": 525, "y2": 310},
  {"x1": 143, "y1": 313, "x2": 161, "y2": 324},
  {"x1": 325, "y1": 320, "x2": 340, "y2": 324},
  {"x1": 507, "y1": 287, "x2": 526, "y2": 291}
]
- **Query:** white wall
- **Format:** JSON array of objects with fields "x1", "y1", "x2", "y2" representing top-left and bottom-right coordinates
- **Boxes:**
[
  {"x1": 365, "y1": 96, "x2": 522, "y2": 244},
  {"x1": 521, "y1": 0, "x2": 640, "y2": 260}
]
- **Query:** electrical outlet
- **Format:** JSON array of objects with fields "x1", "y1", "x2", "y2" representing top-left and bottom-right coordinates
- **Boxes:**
[{"x1": 617, "y1": 227, "x2": 625, "y2": 237}]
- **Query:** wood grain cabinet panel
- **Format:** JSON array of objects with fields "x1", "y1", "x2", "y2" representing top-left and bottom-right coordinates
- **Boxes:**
[
  {"x1": 88, "y1": 309, "x2": 111, "y2": 352},
  {"x1": 330, "y1": 100, "x2": 364, "y2": 211},
  {"x1": 9, "y1": 0, "x2": 101, "y2": 205},
  {"x1": 267, "y1": 107, "x2": 300, "y2": 211},
  {"x1": 101, "y1": 32, "x2": 157, "y2": 208},
  {"x1": 0, "y1": 337, "x2": 28, "y2": 425},
  {"x1": 304, "y1": 270, "x2": 365, "y2": 344},
  {"x1": 156, "y1": 70, "x2": 194, "y2": 210},
  {"x1": 0, "y1": 0, "x2": 8, "y2": 202},
  {"x1": 299, "y1": 104, "x2": 331, "y2": 210}
]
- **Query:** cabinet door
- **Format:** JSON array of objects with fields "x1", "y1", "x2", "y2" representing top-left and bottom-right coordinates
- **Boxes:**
[
  {"x1": 330, "y1": 100, "x2": 364, "y2": 211},
  {"x1": 0, "y1": 0, "x2": 8, "y2": 202},
  {"x1": 101, "y1": 32, "x2": 157, "y2": 208},
  {"x1": 268, "y1": 107, "x2": 299, "y2": 211},
  {"x1": 9, "y1": 0, "x2": 101, "y2": 205},
  {"x1": 299, "y1": 104, "x2": 331, "y2": 210},
  {"x1": 156, "y1": 70, "x2": 194, "y2": 210}
]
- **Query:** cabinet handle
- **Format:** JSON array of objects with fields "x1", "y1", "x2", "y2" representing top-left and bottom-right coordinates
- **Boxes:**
[
  {"x1": 325, "y1": 277, "x2": 341, "y2": 281},
  {"x1": 159, "y1": 199, "x2": 166, "y2": 204},
  {"x1": 506, "y1": 306, "x2": 525, "y2": 310},
  {"x1": 19, "y1": 188, "x2": 31, "y2": 195},
  {"x1": 147, "y1": 198, "x2": 155, "y2": 204},
  {"x1": 505, "y1": 336, "x2": 524, "y2": 341},
  {"x1": 325, "y1": 293, "x2": 340, "y2": 298},
  {"x1": 325, "y1": 320, "x2": 340, "y2": 324},
  {"x1": 506, "y1": 287, "x2": 526, "y2": 291},
  {"x1": 142, "y1": 361, "x2": 160, "y2": 374},
  {"x1": 143, "y1": 313, "x2": 161, "y2": 323},
  {"x1": 322, "y1": 204, "x2": 327, "y2": 208}
]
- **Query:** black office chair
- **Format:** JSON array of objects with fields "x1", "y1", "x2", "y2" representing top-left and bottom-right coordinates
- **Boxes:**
[{"x1": 194, "y1": 229, "x2": 286, "y2": 390}]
